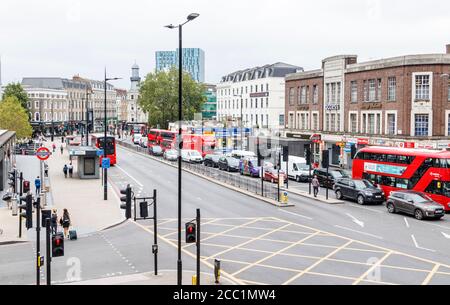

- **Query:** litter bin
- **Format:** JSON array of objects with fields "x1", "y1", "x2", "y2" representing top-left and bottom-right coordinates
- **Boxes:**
[{"x1": 11, "y1": 197, "x2": 19, "y2": 216}]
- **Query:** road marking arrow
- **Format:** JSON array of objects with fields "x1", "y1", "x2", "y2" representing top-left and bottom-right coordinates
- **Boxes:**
[
  {"x1": 346, "y1": 213, "x2": 365, "y2": 228},
  {"x1": 442, "y1": 232, "x2": 450, "y2": 239}
]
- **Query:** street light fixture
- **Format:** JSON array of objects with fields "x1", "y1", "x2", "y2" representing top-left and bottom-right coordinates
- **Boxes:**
[
  {"x1": 165, "y1": 12, "x2": 200, "y2": 286},
  {"x1": 103, "y1": 70, "x2": 121, "y2": 201}
]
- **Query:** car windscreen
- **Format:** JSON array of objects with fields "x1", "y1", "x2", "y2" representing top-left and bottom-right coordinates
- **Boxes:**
[
  {"x1": 190, "y1": 151, "x2": 201, "y2": 157},
  {"x1": 153, "y1": 146, "x2": 162, "y2": 152},
  {"x1": 98, "y1": 138, "x2": 115, "y2": 155},
  {"x1": 354, "y1": 180, "x2": 374, "y2": 189},
  {"x1": 408, "y1": 193, "x2": 432, "y2": 203},
  {"x1": 296, "y1": 163, "x2": 309, "y2": 171},
  {"x1": 331, "y1": 171, "x2": 345, "y2": 179}
]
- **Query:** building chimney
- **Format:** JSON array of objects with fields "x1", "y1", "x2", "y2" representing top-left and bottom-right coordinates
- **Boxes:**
[{"x1": 446, "y1": 44, "x2": 450, "y2": 54}]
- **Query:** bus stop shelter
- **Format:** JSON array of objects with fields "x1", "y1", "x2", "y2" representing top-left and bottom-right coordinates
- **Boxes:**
[{"x1": 69, "y1": 146, "x2": 100, "y2": 179}]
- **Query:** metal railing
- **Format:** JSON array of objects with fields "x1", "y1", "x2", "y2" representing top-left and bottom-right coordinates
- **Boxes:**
[{"x1": 117, "y1": 140, "x2": 281, "y2": 202}]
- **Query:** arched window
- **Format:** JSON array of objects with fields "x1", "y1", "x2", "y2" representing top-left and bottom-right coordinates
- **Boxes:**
[{"x1": 35, "y1": 112, "x2": 40, "y2": 122}]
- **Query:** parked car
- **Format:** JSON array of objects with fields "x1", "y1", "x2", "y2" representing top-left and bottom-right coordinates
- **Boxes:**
[
  {"x1": 239, "y1": 157, "x2": 260, "y2": 177},
  {"x1": 181, "y1": 149, "x2": 203, "y2": 163},
  {"x1": 204, "y1": 154, "x2": 222, "y2": 168},
  {"x1": 334, "y1": 178, "x2": 385, "y2": 205},
  {"x1": 263, "y1": 167, "x2": 287, "y2": 184},
  {"x1": 149, "y1": 145, "x2": 164, "y2": 157},
  {"x1": 218, "y1": 156, "x2": 240, "y2": 172},
  {"x1": 164, "y1": 149, "x2": 178, "y2": 161},
  {"x1": 386, "y1": 190, "x2": 445, "y2": 220},
  {"x1": 132, "y1": 133, "x2": 142, "y2": 145},
  {"x1": 281, "y1": 156, "x2": 310, "y2": 182},
  {"x1": 313, "y1": 168, "x2": 350, "y2": 189}
]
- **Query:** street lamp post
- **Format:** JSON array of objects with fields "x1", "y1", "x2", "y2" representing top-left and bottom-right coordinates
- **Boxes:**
[
  {"x1": 165, "y1": 12, "x2": 200, "y2": 286},
  {"x1": 103, "y1": 70, "x2": 121, "y2": 201}
]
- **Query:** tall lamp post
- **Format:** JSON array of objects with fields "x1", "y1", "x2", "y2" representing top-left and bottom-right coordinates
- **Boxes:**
[
  {"x1": 234, "y1": 94, "x2": 244, "y2": 150},
  {"x1": 104, "y1": 70, "x2": 121, "y2": 201},
  {"x1": 165, "y1": 12, "x2": 200, "y2": 286}
]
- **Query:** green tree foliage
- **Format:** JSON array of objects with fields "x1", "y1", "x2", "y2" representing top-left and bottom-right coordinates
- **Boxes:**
[
  {"x1": 139, "y1": 67, "x2": 206, "y2": 129},
  {"x1": 2, "y1": 82, "x2": 29, "y2": 110},
  {"x1": 0, "y1": 96, "x2": 33, "y2": 139}
]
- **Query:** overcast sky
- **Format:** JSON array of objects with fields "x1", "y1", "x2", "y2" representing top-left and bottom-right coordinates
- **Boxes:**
[{"x1": 0, "y1": 0, "x2": 449, "y2": 89}]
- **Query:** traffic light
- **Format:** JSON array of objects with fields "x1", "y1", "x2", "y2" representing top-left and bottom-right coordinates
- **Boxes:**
[
  {"x1": 23, "y1": 181, "x2": 30, "y2": 193},
  {"x1": 282, "y1": 146, "x2": 289, "y2": 162},
  {"x1": 19, "y1": 194, "x2": 33, "y2": 230},
  {"x1": 185, "y1": 222, "x2": 196, "y2": 244},
  {"x1": 120, "y1": 184, "x2": 132, "y2": 219},
  {"x1": 139, "y1": 201, "x2": 148, "y2": 218},
  {"x1": 322, "y1": 150, "x2": 329, "y2": 169},
  {"x1": 8, "y1": 170, "x2": 16, "y2": 192},
  {"x1": 305, "y1": 147, "x2": 312, "y2": 166},
  {"x1": 52, "y1": 233, "x2": 64, "y2": 257}
]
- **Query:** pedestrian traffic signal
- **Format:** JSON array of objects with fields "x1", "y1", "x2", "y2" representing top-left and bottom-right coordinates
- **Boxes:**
[
  {"x1": 52, "y1": 234, "x2": 64, "y2": 257},
  {"x1": 8, "y1": 170, "x2": 16, "y2": 192},
  {"x1": 19, "y1": 194, "x2": 33, "y2": 230},
  {"x1": 23, "y1": 180, "x2": 30, "y2": 193},
  {"x1": 120, "y1": 184, "x2": 132, "y2": 219},
  {"x1": 185, "y1": 222, "x2": 196, "y2": 244},
  {"x1": 322, "y1": 150, "x2": 329, "y2": 168}
]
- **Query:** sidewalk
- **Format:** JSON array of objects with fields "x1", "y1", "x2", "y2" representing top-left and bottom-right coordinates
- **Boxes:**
[
  {"x1": 65, "y1": 270, "x2": 234, "y2": 285},
  {"x1": 44, "y1": 138, "x2": 123, "y2": 236}
]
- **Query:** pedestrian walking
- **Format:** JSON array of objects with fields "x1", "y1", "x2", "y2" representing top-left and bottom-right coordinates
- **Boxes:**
[
  {"x1": 312, "y1": 175, "x2": 320, "y2": 198},
  {"x1": 68, "y1": 162, "x2": 74, "y2": 178},
  {"x1": 60, "y1": 145, "x2": 64, "y2": 155},
  {"x1": 52, "y1": 143, "x2": 56, "y2": 153},
  {"x1": 63, "y1": 164, "x2": 68, "y2": 178},
  {"x1": 34, "y1": 176, "x2": 41, "y2": 196},
  {"x1": 51, "y1": 209, "x2": 58, "y2": 235},
  {"x1": 59, "y1": 209, "x2": 71, "y2": 238},
  {"x1": 44, "y1": 162, "x2": 49, "y2": 177}
]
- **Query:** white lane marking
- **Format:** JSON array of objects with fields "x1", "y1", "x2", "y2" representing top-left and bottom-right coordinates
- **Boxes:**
[
  {"x1": 404, "y1": 218, "x2": 410, "y2": 229},
  {"x1": 411, "y1": 234, "x2": 436, "y2": 252},
  {"x1": 115, "y1": 164, "x2": 144, "y2": 187},
  {"x1": 346, "y1": 213, "x2": 365, "y2": 228},
  {"x1": 441, "y1": 232, "x2": 450, "y2": 239},
  {"x1": 334, "y1": 225, "x2": 383, "y2": 240},
  {"x1": 278, "y1": 209, "x2": 313, "y2": 220}
]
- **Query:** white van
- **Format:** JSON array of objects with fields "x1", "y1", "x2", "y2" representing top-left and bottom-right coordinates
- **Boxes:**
[
  {"x1": 230, "y1": 150, "x2": 256, "y2": 160},
  {"x1": 281, "y1": 156, "x2": 311, "y2": 182},
  {"x1": 181, "y1": 149, "x2": 203, "y2": 163}
]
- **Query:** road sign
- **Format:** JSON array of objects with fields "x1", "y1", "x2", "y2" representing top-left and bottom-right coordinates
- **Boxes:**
[
  {"x1": 102, "y1": 158, "x2": 111, "y2": 169},
  {"x1": 36, "y1": 147, "x2": 51, "y2": 161},
  {"x1": 96, "y1": 149, "x2": 104, "y2": 156}
]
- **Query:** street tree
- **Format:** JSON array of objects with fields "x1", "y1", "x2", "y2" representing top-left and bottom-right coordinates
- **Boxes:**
[
  {"x1": 0, "y1": 96, "x2": 33, "y2": 139},
  {"x1": 2, "y1": 82, "x2": 29, "y2": 110},
  {"x1": 139, "y1": 67, "x2": 206, "y2": 129}
]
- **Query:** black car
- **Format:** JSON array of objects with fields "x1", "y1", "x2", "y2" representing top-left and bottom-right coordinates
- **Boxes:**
[
  {"x1": 313, "y1": 168, "x2": 350, "y2": 189},
  {"x1": 386, "y1": 191, "x2": 445, "y2": 220},
  {"x1": 204, "y1": 154, "x2": 222, "y2": 168},
  {"x1": 218, "y1": 156, "x2": 240, "y2": 172},
  {"x1": 334, "y1": 179, "x2": 385, "y2": 205}
]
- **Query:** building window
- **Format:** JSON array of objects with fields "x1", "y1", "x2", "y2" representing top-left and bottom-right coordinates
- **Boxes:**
[
  {"x1": 415, "y1": 114, "x2": 429, "y2": 136},
  {"x1": 388, "y1": 77, "x2": 396, "y2": 101},
  {"x1": 305, "y1": 86, "x2": 309, "y2": 104},
  {"x1": 447, "y1": 83, "x2": 450, "y2": 101},
  {"x1": 312, "y1": 113, "x2": 318, "y2": 130},
  {"x1": 448, "y1": 113, "x2": 450, "y2": 135},
  {"x1": 336, "y1": 114, "x2": 340, "y2": 131},
  {"x1": 301, "y1": 86, "x2": 307, "y2": 104},
  {"x1": 297, "y1": 87, "x2": 301, "y2": 105},
  {"x1": 336, "y1": 82, "x2": 341, "y2": 103},
  {"x1": 35, "y1": 101, "x2": 40, "y2": 109},
  {"x1": 362, "y1": 114, "x2": 367, "y2": 133},
  {"x1": 350, "y1": 113, "x2": 357, "y2": 133},
  {"x1": 351, "y1": 81, "x2": 357, "y2": 103},
  {"x1": 313, "y1": 85, "x2": 318, "y2": 104},
  {"x1": 289, "y1": 113, "x2": 294, "y2": 129},
  {"x1": 326, "y1": 84, "x2": 330, "y2": 104},
  {"x1": 415, "y1": 75, "x2": 430, "y2": 100},
  {"x1": 301, "y1": 114, "x2": 306, "y2": 129},
  {"x1": 387, "y1": 113, "x2": 396, "y2": 135},
  {"x1": 377, "y1": 79, "x2": 382, "y2": 101},
  {"x1": 266, "y1": 98, "x2": 269, "y2": 108},
  {"x1": 331, "y1": 83, "x2": 336, "y2": 104},
  {"x1": 279, "y1": 114, "x2": 285, "y2": 126},
  {"x1": 368, "y1": 114, "x2": 375, "y2": 134},
  {"x1": 376, "y1": 113, "x2": 381, "y2": 134},
  {"x1": 330, "y1": 114, "x2": 336, "y2": 132},
  {"x1": 289, "y1": 88, "x2": 295, "y2": 106},
  {"x1": 363, "y1": 81, "x2": 367, "y2": 101},
  {"x1": 368, "y1": 79, "x2": 376, "y2": 102},
  {"x1": 326, "y1": 114, "x2": 330, "y2": 131}
]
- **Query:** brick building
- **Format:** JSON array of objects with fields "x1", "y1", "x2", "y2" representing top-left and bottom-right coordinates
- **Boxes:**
[{"x1": 285, "y1": 45, "x2": 450, "y2": 169}]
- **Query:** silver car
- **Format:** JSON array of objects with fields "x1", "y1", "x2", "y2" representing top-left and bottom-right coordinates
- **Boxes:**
[
  {"x1": 164, "y1": 149, "x2": 178, "y2": 161},
  {"x1": 386, "y1": 190, "x2": 445, "y2": 220}
]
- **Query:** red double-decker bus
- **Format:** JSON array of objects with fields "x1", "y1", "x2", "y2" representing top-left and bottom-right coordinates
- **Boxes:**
[
  {"x1": 147, "y1": 129, "x2": 165, "y2": 148},
  {"x1": 160, "y1": 130, "x2": 177, "y2": 151},
  {"x1": 91, "y1": 134, "x2": 117, "y2": 166},
  {"x1": 182, "y1": 134, "x2": 216, "y2": 157},
  {"x1": 353, "y1": 146, "x2": 450, "y2": 211}
]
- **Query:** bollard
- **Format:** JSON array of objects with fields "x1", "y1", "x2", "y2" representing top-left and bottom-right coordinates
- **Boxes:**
[
  {"x1": 214, "y1": 259, "x2": 221, "y2": 284},
  {"x1": 192, "y1": 275, "x2": 197, "y2": 285}
]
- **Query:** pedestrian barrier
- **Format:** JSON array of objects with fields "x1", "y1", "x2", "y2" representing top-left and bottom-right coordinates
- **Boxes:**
[{"x1": 117, "y1": 140, "x2": 281, "y2": 202}]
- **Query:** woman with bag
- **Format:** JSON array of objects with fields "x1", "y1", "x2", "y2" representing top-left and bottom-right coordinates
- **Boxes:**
[{"x1": 59, "y1": 209, "x2": 71, "y2": 239}]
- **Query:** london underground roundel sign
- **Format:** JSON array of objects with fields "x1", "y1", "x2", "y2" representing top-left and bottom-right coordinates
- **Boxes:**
[{"x1": 36, "y1": 147, "x2": 52, "y2": 161}]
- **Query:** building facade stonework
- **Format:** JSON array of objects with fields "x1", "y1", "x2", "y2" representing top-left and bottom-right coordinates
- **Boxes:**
[{"x1": 285, "y1": 45, "x2": 450, "y2": 169}]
